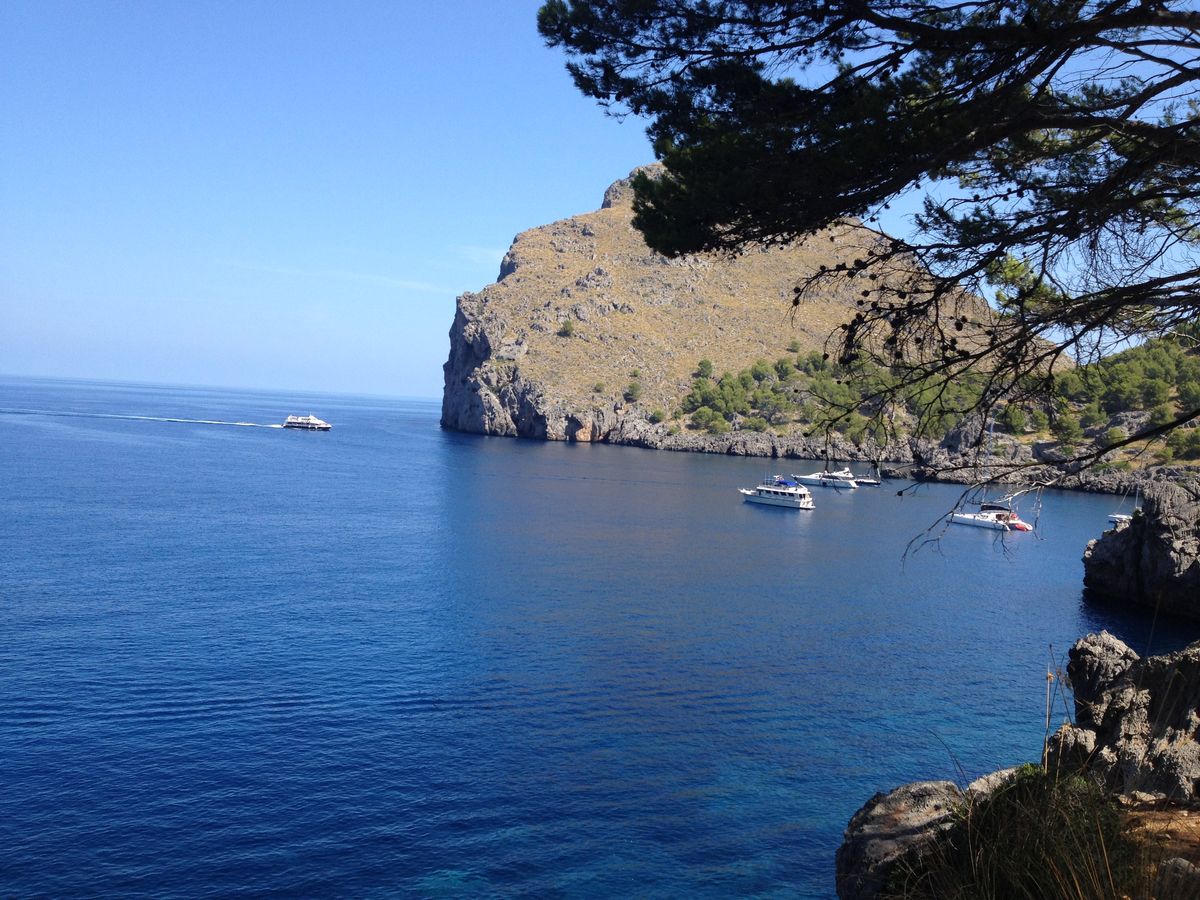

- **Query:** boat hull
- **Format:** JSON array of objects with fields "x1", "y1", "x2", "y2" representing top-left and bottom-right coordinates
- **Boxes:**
[
  {"x1": 790, "y1": 473, "x2": 857, "y2": 489},
  {"x1": 951, "y1": 512, "x2": 1010, "y2": 531},
  {"x1": 740, "y1": 491, "x2": 814, "y2": 510}
]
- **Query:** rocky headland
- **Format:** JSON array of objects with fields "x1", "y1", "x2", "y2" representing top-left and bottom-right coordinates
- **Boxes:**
[
  {"x1": 442, "y1": 168, "x2": 1196, "y2": 495},
  {"x1": 1083, "y1": 479, "x2": 1200, "y2": 620},
  {"x1": 442, "y1": 166, "x2": 894, "y2": 455}
]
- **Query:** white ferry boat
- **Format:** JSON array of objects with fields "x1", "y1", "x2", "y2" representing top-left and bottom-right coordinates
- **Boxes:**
[
  {"x1": 739, "y1": 476, "x2": 815, "y2": 510},
  {"x1": 951, "y1": 500, "x2": 1033, "y2": 532},
  {"x1": 791, "y1": 469, "x2": 858, "y2": 489},
  {"x1": 283, "y1": 414, "x2": 331, "y2": 431}
]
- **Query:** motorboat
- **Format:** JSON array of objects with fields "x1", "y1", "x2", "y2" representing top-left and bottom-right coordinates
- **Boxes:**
[
  {"x1": 283, "y1": 414, "x2": 331, "y2": 431},
  {"x1": 951, "y1": 500, "x2": 1033, "y2": 532},
  {"x1": 739, "y1": 476, "x2": 816, "y2": 509},
  {"x1": 791, "y1": 469, "x2": 858, "y2": 489}
]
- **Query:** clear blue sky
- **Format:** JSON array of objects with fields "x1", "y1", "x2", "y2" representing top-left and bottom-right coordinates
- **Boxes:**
[{"x1": 1, "y1": 1, "x2": 654, "y2": 398}]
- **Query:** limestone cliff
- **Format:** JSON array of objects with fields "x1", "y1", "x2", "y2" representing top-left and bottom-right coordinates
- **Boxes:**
[
  {"x1": 1083, "y1": 479, "x2": 1200, "y2": 620},
  {"x1": 441, "y1": 168, "x2": 903, "y2": 459}
]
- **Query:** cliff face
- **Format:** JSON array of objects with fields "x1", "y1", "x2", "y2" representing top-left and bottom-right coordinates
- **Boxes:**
[
  {"x1": 441, "y1": 167, "x2": 902, "y2": 455},
  {"x1": 1083, "y1": 479, "x2": 1200, "y2": 619}
]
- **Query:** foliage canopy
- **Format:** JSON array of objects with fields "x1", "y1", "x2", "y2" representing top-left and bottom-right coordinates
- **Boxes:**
[{"x1": 540, "y1": 0, "x2": 1200, "y2": 477}]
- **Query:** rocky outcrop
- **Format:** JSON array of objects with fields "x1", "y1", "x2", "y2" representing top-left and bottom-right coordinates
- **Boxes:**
[
  {"x1": 839, "y1": 635, "x2": 1200, "y2": 898},
  {"x1": 1083, "y1": 479, "x2": 1200, "y2": 619},
  {"x1": 1049, "y1": 632, "x2": 1200, "y2": 802},
  {"x1": 442, "y1": 167, "x2": 936, "y2": 460},
  {"x1": 835, "y1": 781, "x2": 961, "y2": 900}
]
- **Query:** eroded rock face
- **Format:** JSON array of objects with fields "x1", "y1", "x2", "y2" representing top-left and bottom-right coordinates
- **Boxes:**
[
  {"x1": 441, "y1": 167, "x2": 940, "y2": 460},
  {"x1": 835, "y1": 780, "x2": 961, "y2": 900},
  {"x1": 1050, "y1": 632, "x2": 1200, "y2": 801},
  {"x1": 1083, "y1": 479, "x2": 1200, "y2": 620}
]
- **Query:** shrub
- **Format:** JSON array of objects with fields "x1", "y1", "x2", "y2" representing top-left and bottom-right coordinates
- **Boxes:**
[
  {"x1": 1000, "y1": 404, "x2": 1026, "y2": 433},
  {"x1": 1149, "y1": 403, "x2": 1174, "y2": 427},
  {"x1": 557, "y1": 319, "x2": 575, "y2": 337},
  {"x1": 1052, "y1": 411, "x2": 1083, "y2": 444},
  {"x1": 706, "y1": 416, "x2": 731, "y2": 435},
  {"x1": 696, "y1": 359, "x2": 714, "y2": 378},
  {"x1": 742, "y1": 416, "x2": 769, "y2": 432},
  {"x1": 1102, "y1": 427, "x2": 1127, "y2": 447},
  {"x1": 593, "y1": 382, "x2": 605, "y2": 393},
  {"x1": 624, "y1": 381, "x2": 642, "y2": 403},
  {"x1": 649, "y1": 409, "x2": 666, "y2": 424},
  {"x1": 1166, "y1": 426, "x2": 1200, "y2": 459}
]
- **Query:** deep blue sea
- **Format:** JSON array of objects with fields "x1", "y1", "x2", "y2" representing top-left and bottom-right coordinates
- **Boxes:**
[{"x1": 3, "y1": 376, "x2": 1197, "y2": 898}]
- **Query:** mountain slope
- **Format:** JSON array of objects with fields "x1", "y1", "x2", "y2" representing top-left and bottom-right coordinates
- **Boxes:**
[{"x1": 442, "y1": 168, "x2": 896, "y2": 450}]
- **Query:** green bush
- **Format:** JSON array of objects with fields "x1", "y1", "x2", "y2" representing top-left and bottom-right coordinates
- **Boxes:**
[
  {"x1": 649, "y1": 409, "x2": 666, "y2": 424},
  {"x1": 742, "y1": 416, "x2": 769, "y2": 432},
  {"x1": 1102, "y1": 427, "x2": 1127, "y2": 447},
  {"x1": 1166, "y1": 426, "x2": 1200, "y2": 459},
  {"x1": 1000, "y1": 404, "x2": 1026, "y2": 433},
  {"x1": 696, "y1": 359, "x2": 714, "y2": 378},
  {"x1": 624, "y1": 381, "x2": 642, "y2": 403},
  {"x1": 1149, "y1": 403, "x2": 1174, "y2": 427},
  {"x1": 557, "y1": 319, "x2": 575, "y2": 337},
  {"x1": 1052, "y1": 411, "x2": 1083, "y2": 444}
]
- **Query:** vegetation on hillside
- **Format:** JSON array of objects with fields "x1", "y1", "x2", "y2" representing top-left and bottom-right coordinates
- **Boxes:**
[
  {"x1": 669, "y1": 325, "x2": 1200, "y2": 465},
  {"x1": 540, "y1": 0, "x2": 1200, "y2": 482}
]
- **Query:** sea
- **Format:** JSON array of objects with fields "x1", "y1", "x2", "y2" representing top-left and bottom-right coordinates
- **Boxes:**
[{"x1": 2, "y1": 376, "x2": 1197, "y2": 898}]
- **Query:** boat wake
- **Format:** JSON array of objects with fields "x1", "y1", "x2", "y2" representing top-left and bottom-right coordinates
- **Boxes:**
[{"x1": 0, "y1": 408, "x2": 285, "y2": 428}]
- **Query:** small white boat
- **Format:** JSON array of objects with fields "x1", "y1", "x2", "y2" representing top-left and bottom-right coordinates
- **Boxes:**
[
  {"x1": 739, "y1": 476, "x2": 815, "y2": 509},
  {"x1": 283, "y1": 414, "x2": 331, "y2": 431},
  {"x1": 1108, "y1": 487, "x2": 1140, "y2": 527},
  {"x1": 951, "y1": 500, "x2": 1033, "y2": 532},
  {"x1": 791, "y1": 469, "x2": 858, "y2": 489}
]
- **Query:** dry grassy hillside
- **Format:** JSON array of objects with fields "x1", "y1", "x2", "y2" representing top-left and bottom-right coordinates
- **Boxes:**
[
  {"x1": 443, "y1": 169, "x2": 901, "y2": 442},
  {"x1": 495, "y1": 173, "x2": 880, "y2": 411}
]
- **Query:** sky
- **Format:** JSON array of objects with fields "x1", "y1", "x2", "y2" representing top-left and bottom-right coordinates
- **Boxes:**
[{"x1": 1, "y1": 1, "x2": 655, "y2": 398}]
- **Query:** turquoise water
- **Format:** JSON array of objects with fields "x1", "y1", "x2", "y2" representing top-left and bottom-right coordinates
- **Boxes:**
[{"x1": 1, "y1": 377, "x2": 1194, "y2": 897}]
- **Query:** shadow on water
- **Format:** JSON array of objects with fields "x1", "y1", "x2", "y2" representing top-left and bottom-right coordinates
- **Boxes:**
[{"x1": 1079, "y1": 588, "x2": 1200, "y2": 658}]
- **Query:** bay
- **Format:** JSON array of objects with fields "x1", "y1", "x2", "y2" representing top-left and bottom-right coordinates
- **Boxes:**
[{"x1": 1, "y1": 376, "x2": 1195, "y2": 898}]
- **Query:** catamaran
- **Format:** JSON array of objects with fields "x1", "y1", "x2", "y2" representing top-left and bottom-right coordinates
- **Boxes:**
[{"x1": 951, "y1": 499, "x2": 1034, "y2": 532}]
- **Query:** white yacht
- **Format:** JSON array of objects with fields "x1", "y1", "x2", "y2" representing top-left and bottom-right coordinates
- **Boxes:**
[
  {"x1": 283, "y1": 414, "x2": 331, "y2": 431},
  {"x1": 739, "y1": 476, "x2": 815, "y2": 509},
  {"x1": 1108, "y1": 488, "x2": 1140, "y2": 526},
  {"x1": 791, "y1": 469, "x2": 858, "y2": 489},
  {"x1": 951, "y1": 500, "x2": 1033, "y2": 532}
]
